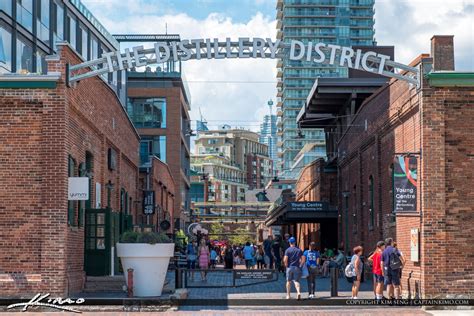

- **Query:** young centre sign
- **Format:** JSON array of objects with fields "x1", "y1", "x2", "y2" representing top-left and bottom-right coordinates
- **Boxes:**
[{"x1": 68, "y1": 37, "x2": 419, "y2": 85}]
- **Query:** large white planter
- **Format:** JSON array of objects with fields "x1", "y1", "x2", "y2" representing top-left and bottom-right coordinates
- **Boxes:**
[{"x1": 116, "y1": 243, "x2": 174, "y2": 297}]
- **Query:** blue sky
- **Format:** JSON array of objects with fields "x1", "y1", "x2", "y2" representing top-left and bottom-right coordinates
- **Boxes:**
[{"x1": 81, "y1": 0, "x2": 473, "y2": 132}]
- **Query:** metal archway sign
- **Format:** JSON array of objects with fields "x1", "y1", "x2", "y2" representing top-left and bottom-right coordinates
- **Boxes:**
[{"x1": 67, "y1": 37, "x2": 419, "y2": 86}]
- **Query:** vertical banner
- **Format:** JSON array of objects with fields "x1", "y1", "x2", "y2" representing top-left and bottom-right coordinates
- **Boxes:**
[
  {"x1": 143, "y1": 190, "x2": 155, "y2": 215},
  {"x1": 393, "y1": 155, "x2": 418, "y2": 212},
  {"x1": 410, "y1": 228, "x2": 419, "y2": 262}
]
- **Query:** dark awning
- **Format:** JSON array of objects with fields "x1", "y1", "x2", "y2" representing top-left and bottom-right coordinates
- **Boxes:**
[
  {"x1": 265, "y1": 201, "x2": 338, "y2": 226},
  {"x1": 296, "y1": 77, "x2": 387, "y2": 128}
]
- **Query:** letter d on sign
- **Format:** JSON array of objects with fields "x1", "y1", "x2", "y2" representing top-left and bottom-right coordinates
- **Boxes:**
[
  {"x1": 290, "y1": 40, "x2": 305, "y2": 60},
  {"x1": 154, "y1": 42, "x2": 170, "y2": 63}
]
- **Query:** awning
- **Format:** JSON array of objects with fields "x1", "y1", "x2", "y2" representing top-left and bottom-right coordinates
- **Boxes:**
[
  {"x1": 265, "y1": 201, "x2": 338, "y2": 226},
  {"x1": 297, "y1": 77, "x2": 387, "y2": 128}
]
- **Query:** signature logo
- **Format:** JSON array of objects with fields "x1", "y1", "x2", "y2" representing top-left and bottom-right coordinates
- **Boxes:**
[{"x1": 7, "y1": 293, "x2": 85, "y2": 313}]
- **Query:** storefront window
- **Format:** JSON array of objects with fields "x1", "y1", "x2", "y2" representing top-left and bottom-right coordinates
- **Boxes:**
[
  {"x1": 16, "y1": 0, "x2": 33, "y2": 32},
  {"x1": 0, "y1": 24, "x2": 12, "y2": 73},
  {"x1": 127, "y1": 98, "x2": 167, "y2": 128},
  {"x1": 16, "y1": 37, "x2": 33, "y2": 73}
]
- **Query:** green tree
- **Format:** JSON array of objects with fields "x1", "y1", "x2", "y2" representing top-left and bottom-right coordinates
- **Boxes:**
[
  {"x1": 228, "y1": 228, "x2": 254, "y2": 246},
  {"x1": 209, "y1": 222, "x2": 225, "y2": 240}
]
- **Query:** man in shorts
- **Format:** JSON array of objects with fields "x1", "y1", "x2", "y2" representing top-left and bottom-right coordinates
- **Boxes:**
[
  {"x1": 382, "y1": 238, "x2": 402, "y2": 299},
  {"x1": 283, "y1": 237, "x2": 305, "y2": 300}
]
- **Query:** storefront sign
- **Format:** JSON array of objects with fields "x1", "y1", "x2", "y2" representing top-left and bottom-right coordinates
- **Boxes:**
[
  {"x1": 68, "y1": 177, "x2": 89, "y2": 200},
  {"x1": 287, "y1": 201, "x2": 330, "y2": 212},
  {"x1": 410, "y1": 228, "x2": 420, "y2": 262},
  {"x1": 143, "y1": 190, "x2": 155, "y2": 215},
  {"x1": 234, "y1": 270, "x2": 273, "y2": 280},
  {"x1": 393, "y1": 156, "x2": 418, "y2": 212}
]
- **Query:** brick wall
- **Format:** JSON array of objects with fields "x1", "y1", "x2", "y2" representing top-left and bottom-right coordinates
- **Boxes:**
[
  {"x1": 0, "y1": 44, "x2": 140, "y2": 296},
  {"x1": 419, "y1": 86, "x2": 474, "y2": 298}
]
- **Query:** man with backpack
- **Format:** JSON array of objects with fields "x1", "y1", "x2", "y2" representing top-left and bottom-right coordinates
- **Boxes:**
[{"x1": 381, "y1": 237, "x2": 402, "y2": 299}]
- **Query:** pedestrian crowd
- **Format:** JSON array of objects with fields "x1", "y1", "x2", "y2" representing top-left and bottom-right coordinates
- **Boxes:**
[{"x1": 183, "y1": 233, "x2": 406, "y2": 300}]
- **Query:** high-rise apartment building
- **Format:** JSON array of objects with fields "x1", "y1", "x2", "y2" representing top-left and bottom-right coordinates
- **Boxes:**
[
  {"x1": 259, "y1": 100, "x2": 278, "y2": 166},
  {"x1": 276, "y1": 0, "x2": 375, "y2": 173}
]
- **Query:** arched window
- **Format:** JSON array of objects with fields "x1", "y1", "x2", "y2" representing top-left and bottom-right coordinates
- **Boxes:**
[
  {"x1": 352, "y1": 185, "x2": 357, "y2": 234},
  {"x1": 369, "y1": 176, "x2": 375, "y2": 229}
]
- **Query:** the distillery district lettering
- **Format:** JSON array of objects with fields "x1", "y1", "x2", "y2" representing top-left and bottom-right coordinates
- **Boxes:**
[{"x1": 101, "y1": 38, "x2": 391, "y2": 75}]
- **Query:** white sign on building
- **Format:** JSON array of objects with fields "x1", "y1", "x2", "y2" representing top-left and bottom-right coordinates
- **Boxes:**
[{"x1": 68, "y1": 177, "x2": 89, "y2": 201}]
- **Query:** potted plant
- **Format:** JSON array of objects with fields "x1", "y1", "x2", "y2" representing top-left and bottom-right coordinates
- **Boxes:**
[{"x1": 116, "y1": 231, "x2": 174, "y2": 297}]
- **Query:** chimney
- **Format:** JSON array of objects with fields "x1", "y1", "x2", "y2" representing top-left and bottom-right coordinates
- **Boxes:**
[{"x1": 430, "y1": 35, "x2": 455, "y2": 71}]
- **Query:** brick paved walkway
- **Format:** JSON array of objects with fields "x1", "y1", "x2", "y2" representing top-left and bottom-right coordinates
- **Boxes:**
[{"x1": 181, "y1": 265, "x2": 374, "y2": 300}]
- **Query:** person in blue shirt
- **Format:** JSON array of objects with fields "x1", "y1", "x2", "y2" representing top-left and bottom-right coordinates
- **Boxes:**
[
  {"x1": 303, "y1": 242, "x2": 321, "y2": 299},
  {"x1": 210, "y1": 247, "x2": 218, "y2": 269},
  {"x1": 243, "y1": 242, "x2": 255, "y2": 269},
  {"x1": 186, "y1": 240, "x2": 198, "y2": 280},
  {"x1": 283, "y1": 237, "x2": 305, "y2": 300}
]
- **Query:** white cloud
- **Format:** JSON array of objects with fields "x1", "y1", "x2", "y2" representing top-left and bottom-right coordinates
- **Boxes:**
[
  {"x1": 81, "y1": 0, "x2": 473, "y2": 131},
  {"x1": 375, "y1": 0, "x2": 474, "y2": 70}
]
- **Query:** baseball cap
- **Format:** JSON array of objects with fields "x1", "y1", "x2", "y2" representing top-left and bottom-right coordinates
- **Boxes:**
[{"x1": 288, "y1": 237, "x2": 296, "y2": 244}]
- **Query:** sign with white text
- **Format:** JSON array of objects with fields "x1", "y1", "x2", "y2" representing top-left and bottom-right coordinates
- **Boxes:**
[
  {"x1": 143, "y1": 190, "x2": 155, "y2": 215},
  {"x1": 287, "y1": 201, "x2": 330, "y2": 212},
  {"x1": 69, "y1": 38, "x2": 419, "y2": 86},
  {"x1": 394, "y1": 156, "x2": 418, "y2": 212},
  {"x1": 68, "y1": 177, "x2": 89, "y2": 200}
]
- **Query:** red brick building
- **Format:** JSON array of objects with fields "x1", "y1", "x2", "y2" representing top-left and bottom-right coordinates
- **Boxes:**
[
  {"x1": 295, "y1": 36, "x2": 474, "y2": 298},
  {"x1": 138, "y1": 157, "x2": 176, "y2": 230},
  {"x1": 0, "y1": 43, "x2": 140, "y2": 296}
]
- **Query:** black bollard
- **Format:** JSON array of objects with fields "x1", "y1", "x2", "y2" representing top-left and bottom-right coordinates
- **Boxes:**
[
  {"x1": 175, "y1": 258, "x2": 183, "y2": 289},
  {"x1": 330, "y1": 267, "x2": 338, "y2": 297}
]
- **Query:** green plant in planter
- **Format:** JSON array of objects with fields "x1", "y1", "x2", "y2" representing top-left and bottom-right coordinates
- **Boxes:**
[{"x1": 120, "y1": 231, "x2": 172, "y2": 244}]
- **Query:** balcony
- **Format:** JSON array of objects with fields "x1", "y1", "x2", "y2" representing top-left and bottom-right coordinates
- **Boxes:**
[
  {"x1": 277, "y1": 80, "x2": 283, "y2": 88},
  {"x1": 277, "y1": 59, "x2": 283, "y2": 68},
  {"x1": 277, "y1": 90, "x2": 283, "y2": 97},
  {"x1": 277, "y1": 110, "x2": 283, "y2": 117},
  {"x1": 276, "y1": 100, "x2": 283, "y2": 108},
  {"x1": 277, "y1": 30, "x2": 283, "y2": 40},
  {"x1": 276, "y1": 20, "x2": 282, "y2": 30},
  {"x1": 277, "y1": 69, "x2": 283, "y2": 78}
]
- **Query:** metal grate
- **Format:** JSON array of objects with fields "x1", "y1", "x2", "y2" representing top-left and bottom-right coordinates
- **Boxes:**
[{"x1": 113, "y1": 34, "x2": 181, "y2": 42}]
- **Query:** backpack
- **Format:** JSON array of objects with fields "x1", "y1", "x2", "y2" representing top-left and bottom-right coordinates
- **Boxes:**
[
  {"x1": 389, "y1": 250, "x2": 402, "y2": 270},
  {"x1": 344, "y1": 262, "x2": 355, "y2": 277}
]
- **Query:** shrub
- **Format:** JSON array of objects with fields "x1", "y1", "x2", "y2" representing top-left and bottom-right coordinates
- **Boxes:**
[{"x1": 120, "y1": 231, "x2": 172, "y2": 244}]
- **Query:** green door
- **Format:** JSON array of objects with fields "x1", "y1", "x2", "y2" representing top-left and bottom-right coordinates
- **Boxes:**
[{"x1": 84, "y1": 208, "x2": 111, "y2": 276}]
